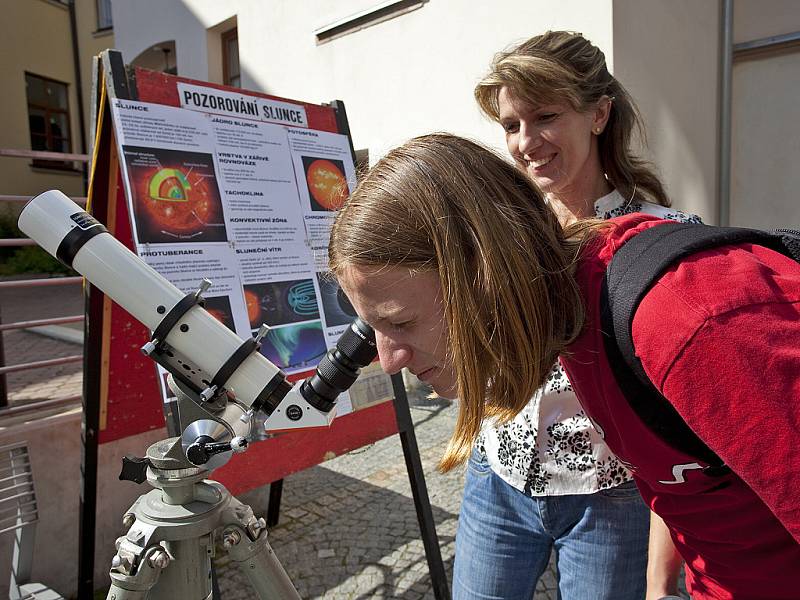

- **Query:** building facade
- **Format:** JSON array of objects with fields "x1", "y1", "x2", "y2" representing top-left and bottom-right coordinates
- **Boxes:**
[
  {"x1": 111, "y1": 0, "x2": 800, "y2": 227},
  {"x1": 0, "y1": 0, "x2": 116, "y2": 203}
]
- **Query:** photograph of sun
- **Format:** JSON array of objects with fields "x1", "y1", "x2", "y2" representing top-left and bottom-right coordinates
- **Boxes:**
[{"x1": 301, "y1": 156, "x2": 349, "y2": 211}]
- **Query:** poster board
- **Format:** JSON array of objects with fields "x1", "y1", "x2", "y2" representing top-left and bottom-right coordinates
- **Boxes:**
[{"x1": 95, "y1": 61, "x2": 401, "y2": 493}]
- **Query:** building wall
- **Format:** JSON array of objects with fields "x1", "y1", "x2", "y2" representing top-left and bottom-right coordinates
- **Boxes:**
[
  {"x1": 112, "y1": 0, "x2": 614, "y2": 161},
  {"x1": 730, "y1": 0, "x2": 800, "y2": 228},
  {"x1": 733, "y1": 0, "x2": 800, "y2": 41},
  {"x1": 75, "y1": 0, "x2": 116, "y2": 146},
  {"x1": 0, "y1": 0, "x2": 85, "y2": 199},
  {"x1": 112, "y1": 0, "x2": 234, "y2": 79},
  {"x1": 611, "y1": 0, "x2": 721, "y2": 222},
  {"x1": 116, "y1": 0, "x2": 787, "y2": 226}
]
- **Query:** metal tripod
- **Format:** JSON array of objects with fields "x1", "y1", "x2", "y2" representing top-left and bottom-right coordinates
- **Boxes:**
[{"x1": 106, "y1": 383, "x2": 301, "y2": 599}]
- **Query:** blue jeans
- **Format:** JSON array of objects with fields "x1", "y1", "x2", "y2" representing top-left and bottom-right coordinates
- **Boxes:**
[{"x1": 453, "y1": 449, "x2": 649, "y2": 600}]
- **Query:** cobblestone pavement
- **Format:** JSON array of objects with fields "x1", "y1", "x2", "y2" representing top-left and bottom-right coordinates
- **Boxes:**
[{"x1": 215, "y1": 395, "x2": 559, "y2": 600}]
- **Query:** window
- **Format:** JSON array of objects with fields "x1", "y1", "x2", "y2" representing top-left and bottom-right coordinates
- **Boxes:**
[
  {"x1": 222, "y1": 28, "x2": 240, "y2": 88},
  {"x1": 314, "y1": 0, "x2": 426, "y2": 44},
  {"x1": 96, "y1": 0, "x2": 113, "y2": 30},
  {"x1": 25, "y1": 73, "x2": 72, "y2": 169}
]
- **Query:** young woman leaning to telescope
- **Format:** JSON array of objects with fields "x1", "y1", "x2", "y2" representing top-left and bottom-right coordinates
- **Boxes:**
[{"x1": 328, "y1": 132, "x2": 800, "y2": 600}]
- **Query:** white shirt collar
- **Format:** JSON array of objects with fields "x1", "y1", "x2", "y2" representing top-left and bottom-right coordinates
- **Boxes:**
[{"x1": 592, "y1": 188, "x2": 627, "y2": 217}]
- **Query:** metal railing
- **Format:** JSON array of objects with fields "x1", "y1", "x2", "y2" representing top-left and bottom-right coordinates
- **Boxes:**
[{"x1": 1, "y1": 148, "x2": 89, "y2": 415}]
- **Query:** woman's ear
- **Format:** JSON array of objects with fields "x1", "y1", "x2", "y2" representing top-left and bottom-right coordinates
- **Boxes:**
[{"x1": 592, "y1": 95, "x2": 613, "y2": 135}]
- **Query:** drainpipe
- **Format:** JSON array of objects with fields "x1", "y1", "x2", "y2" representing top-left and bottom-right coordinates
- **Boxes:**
[
  {"x1": 718, "y1": 0, "x2": 733, "y2": 226},
  {"x1": 68, "y1": 0, "x2": 88, "y2": 194}
]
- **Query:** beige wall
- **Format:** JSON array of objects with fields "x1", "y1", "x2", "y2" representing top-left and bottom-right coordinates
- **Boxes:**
[
  {"x1": 0, "y1": 0, "x2": 114, "y2": 204},
  {"x1": 730, "y1": 1, "x2": 800, "y2": 228},
  {"x1": 731, "y1": 49, "x2": 800, "y2": 228},
  {"x1": 1, "y1": 0, "x2": 81, "y2": 199},
  {"x1": 733, "y1": 0, "x2": 800, "y2": 42},
  {"x1": 611, "y1": 0, "x2": 721, "y2": 222}
]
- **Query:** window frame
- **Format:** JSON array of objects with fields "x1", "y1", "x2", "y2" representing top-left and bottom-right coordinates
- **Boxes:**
[
  {"x1": 96, "y1": 0, "x2": 113, "y2": 31},
  {"x1": 221, "y1": 27, "x2": 240, "y2": 88},
  {"x1": 25, "y1": 72, "x2": 74, "y2": 170}
]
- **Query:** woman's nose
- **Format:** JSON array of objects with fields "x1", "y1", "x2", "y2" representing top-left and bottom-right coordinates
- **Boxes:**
[
  {"x1": 375, "y1": 331, "x2": 412, "y2": 375},
  {"x1": 517, "y1": 121, "x2": 541, "y2": 157}
]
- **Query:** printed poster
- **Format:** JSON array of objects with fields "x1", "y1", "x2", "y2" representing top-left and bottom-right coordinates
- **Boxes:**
[{"x1": 110, "y1": 92, "x2": 376, "y2": 417}]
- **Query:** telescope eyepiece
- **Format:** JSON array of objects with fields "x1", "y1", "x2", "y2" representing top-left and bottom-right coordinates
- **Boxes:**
[{"x1": 300, "y1": 318, "x2": 376, "y2": 412}]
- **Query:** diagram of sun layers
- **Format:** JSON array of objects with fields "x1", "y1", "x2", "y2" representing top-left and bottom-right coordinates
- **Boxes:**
[{"x1": 124, "y1": 147, "x2": 227, "y2": 243}]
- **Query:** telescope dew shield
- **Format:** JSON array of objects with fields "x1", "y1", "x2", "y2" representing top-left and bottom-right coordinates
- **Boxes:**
[{"x1": 18, "y1": 190, "x2": 289, "y2": 412}]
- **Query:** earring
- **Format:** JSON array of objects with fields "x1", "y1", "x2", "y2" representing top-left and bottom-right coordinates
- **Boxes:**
[{"x1": 594, "y1": 127, "x2": 602, "y2": 134}]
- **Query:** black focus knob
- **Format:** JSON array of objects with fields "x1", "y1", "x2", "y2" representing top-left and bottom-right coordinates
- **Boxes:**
[{"x1": 119, "y1": 455, "x2": 151, "y2": 484}]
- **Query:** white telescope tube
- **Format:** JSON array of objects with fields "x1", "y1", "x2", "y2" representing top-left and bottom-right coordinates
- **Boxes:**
[{"x1": 18, "y1": 190, "x2": 285, "y2": 411}]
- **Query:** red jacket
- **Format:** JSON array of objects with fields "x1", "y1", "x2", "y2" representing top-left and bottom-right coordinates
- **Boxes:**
[{"x1": 561, "y1": 214, "x2": 800, "y2": 599}]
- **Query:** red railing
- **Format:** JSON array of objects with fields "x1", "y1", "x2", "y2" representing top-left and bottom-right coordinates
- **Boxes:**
[{"x1": 0, "y1": 148, "x2": 89, "y2": 415}]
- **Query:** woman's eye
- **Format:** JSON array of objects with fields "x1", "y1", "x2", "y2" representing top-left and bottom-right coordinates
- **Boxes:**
[
  {"x1": 391, "y1": 321, "x2": 412, "y2": 332},
  {"x1": 538, "y1": 112, "x2": 558, "y2": 123},
  {"x1": 502, "y1": 122, "x2": 519, "y2": 134}
]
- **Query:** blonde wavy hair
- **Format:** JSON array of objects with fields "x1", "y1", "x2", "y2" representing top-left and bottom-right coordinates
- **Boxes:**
[
  {"x1": 475, "y1": 30, "x2": 670, "y2": 207},
  {"x1": 329, "y1": 133, "x2": 601, "y2": 471}
]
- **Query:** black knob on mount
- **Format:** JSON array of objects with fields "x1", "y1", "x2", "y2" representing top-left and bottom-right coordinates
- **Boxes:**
[
  {"x1": 119, "y1": 455, "x2": 151, "y2": 484},
  {"x1": 185, "y1": 435, "x2": 248, "y2": 466},
  {"x1": 186, "y1": 435, "x2": 217, "y2": 465}
]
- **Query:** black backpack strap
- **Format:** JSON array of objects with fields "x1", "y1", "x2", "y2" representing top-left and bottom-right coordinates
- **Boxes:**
[{"x1": 600, "y1": 222, "x2": 784, "y2": 469}]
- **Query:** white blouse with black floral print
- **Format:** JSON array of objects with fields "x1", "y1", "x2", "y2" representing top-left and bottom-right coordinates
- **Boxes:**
[{"x1": 475, "y1": 190, "x2": 702, "y2": 496}]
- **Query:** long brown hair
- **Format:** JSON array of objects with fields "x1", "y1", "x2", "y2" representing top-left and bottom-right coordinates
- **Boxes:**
[
  {"x1": 475, "y1": 30, "x2": 670, "y2": 207},
  {"x1": 329, "y1": 133, "x2": 599, "y2": 471}
]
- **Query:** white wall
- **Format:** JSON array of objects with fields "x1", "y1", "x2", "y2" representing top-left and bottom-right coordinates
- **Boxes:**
[
  {"x1": 111, "y1": 0, "x2": 800, "y2": 227},
  {"x1": 112, "y1": 0, "x2": 236, "y2": 79},
  {"x1": 113, "y1": 0, "x2": 613, "y2": 161}
]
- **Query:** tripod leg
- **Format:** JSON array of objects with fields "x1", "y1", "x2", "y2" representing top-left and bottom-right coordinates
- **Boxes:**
[
  {"x1": 223, "y1": 524, "x2": 301, "y2": 599},
  {"x1": 146, "y1": 538, "x2": 213, "y2": 600},
  {"x1": 107, "y1": 543, "x2": 167, "y2": 600}
]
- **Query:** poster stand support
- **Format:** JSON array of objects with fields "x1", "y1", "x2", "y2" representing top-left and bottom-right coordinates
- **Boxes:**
[
  {"x1": 77, "y1": 50, "x2": 126, "y2": 600},
  {"x1": 390, "y1": 375, "x2": 451, "y2": 599},
  {"x1": 76, "y1": 49, "x2": 449, "y2": 599}
]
